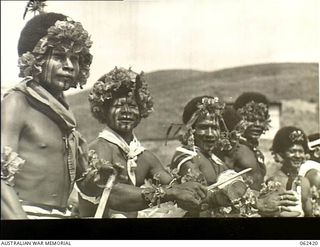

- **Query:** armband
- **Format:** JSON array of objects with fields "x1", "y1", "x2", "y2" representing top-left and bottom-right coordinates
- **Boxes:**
[
  {"x1": 141, "y1": 186, "x2": 166, "y2": 208},
  {"x1": 1, "y1": 146, "x2": 25, "y2": 186},
  {"x1": 141, "y1": 173, "x2": 167, "y2": 208}
]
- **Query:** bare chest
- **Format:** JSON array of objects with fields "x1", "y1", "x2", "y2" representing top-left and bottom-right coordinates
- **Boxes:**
[
  {"x1": 21, "y1": 107, "x2": 65, "y2": 151},
  {"x1": 195, "y1": 154, "x2": 227, "y2": 184}
]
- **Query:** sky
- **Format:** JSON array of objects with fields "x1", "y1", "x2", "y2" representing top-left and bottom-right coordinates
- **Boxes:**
[{"x1": 1, "y1": 0, "x2": 319, "y2": 92}]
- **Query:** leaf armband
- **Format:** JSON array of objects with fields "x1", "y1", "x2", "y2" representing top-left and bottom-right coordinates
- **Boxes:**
[
  {"x1": 141, "y1": 174, "x2": 167, "y2": 208},
  {"x1": 1, "y1": 146, "x2": 25, "y2": 186}
]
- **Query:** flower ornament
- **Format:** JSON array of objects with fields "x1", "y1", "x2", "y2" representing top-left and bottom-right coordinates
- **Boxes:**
[
  {"x1": 89, "y1": 67, "x2": 154, "y2": 123},
  {"x1": 186, "y1": 97, "x2": 225, "y2": 128},
  {"x1": 237, "y1": 101, "x2": 271, "y2": 132},
  {"x1": 258, "y1": 180, "x2": 282, "y2": 197},
  {"x1": 18, "y1": 18, "x2": 93, "y2": 88},
  {"x1": 18, "y1": 51, "x2": 39, "y2": 77},
  {"x1": 183, "y1": 97, "x2": 239, "y2": 151},
  {"x1": 289, "y1": 130, "x2": 305, "y2": 143}
]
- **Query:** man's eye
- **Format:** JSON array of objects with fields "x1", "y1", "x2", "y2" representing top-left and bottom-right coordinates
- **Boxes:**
[{"x1": 70, "y1": 55, "x2": 79, "y2": 61}]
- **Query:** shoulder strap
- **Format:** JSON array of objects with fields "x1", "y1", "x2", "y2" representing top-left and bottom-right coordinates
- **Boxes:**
[{"x1": 23, "y1": 92, "x2": 71, "y2": 135}]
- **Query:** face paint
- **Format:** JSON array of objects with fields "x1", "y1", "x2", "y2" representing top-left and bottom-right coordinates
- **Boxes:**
[
  {"x1": 243, "y1": 115, "x2": 266, "y2": 141},
  {"x1": 237, "y1": 101, "x2": 270, "y2": 141},
  {"x1": 39, "y1": 48, "x2": 79, "y2": 94},
  {"x1": 194, "y1": 113, "x2": 221, "y2": 154},
  {"x1": 282, "y1": 144, "x2": 306, "y2": 171},
  {"x1": 106, "y1": 96, "x2": 141, "y2": 134}
]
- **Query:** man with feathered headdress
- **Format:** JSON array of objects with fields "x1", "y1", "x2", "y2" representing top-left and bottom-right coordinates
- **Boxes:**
[
  {"x1": 1, "y1": 5, "x2": 94, "y2": 219},
  {"x1": 169, "y1": 96, "x2": 255, "y2": 217},
  {"x1": 77, "y1": 67, "x2": 207, "y2": 218}
]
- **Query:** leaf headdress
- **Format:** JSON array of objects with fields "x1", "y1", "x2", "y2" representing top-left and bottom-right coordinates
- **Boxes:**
[
  {"x1": 88, "y1": 67, "x2": 154, "y2": 123},
  {"x1": 18, "y1": 2, "x2": 93, "y2": 89}
]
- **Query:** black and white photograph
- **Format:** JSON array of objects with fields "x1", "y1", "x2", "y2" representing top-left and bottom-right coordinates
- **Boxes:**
[{"x1": 1, "y1": 0, "x2": 319, "y2": 240}]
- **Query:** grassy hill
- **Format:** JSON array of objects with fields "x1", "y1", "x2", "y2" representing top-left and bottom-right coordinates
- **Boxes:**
[{"x1": 67, "y1": 62, "x2": 319, "y2": 143}]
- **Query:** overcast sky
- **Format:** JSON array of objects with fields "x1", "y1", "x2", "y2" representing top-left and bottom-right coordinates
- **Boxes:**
[{"x1": 1, "y1": 0, "x2": 319, "y2": 92}]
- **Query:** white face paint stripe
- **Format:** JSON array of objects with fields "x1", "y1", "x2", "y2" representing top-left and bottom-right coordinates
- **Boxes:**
[{"x1": 43, "y1": 50, "x2": 53, "y2": 83}]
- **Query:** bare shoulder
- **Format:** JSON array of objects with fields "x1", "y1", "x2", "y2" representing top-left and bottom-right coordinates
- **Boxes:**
[
  {"x1": 1, "y1": 92, "x2": 31, "y2": 129},
  {"x1": 232, "y1": 143, "x2": 257, "y2": 168},
  {"x1": 2, "y1": 92, "x2": 30, "y2": 113},
  {"x1": 305, "y1": 169, "x2": 320, "y2": 187},
  {"x1": 301, "y1": 176, "x2": 311, "y2": 189}
]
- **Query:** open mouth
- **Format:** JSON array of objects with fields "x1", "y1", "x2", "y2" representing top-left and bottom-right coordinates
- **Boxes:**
[
  {"x1": 291, "y1": 160, "x2": 303, "y2": 168},
  {"x1": 118, "y1": 116, "x2": 135, "y2": 123},
  {"x1": 248, "y1": 128, "x2": 263, "y2": 136}
]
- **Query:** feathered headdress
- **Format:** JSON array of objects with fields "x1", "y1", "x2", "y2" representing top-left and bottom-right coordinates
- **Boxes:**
[
  {"x1": 18, "y1": 1, "x2": 93, "y2": 88},
  {"x1": 166, "y1": 96, "x2": 242, "y2": 152},
  {"x1": 23, "y1": 0, "x2": 47, "y2": 20}
]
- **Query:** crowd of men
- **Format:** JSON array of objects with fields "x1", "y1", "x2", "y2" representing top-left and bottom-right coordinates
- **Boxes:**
[{"x1": 1, "y1": 7, "x2": 320, "y2": 219}]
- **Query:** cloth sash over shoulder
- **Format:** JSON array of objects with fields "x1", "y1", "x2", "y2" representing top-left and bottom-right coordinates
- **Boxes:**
[
  {"x1": 299, "y1": 160, "x2": 320, "y2": 177},
  {"x1": 4, "y1": 77, "x2": 88, "y2": 193},
  {"x1": 173, "y1": 146, "x2": 225, "y2": 173},
  {"x1": 98, "y1": 127, "x2": 145, "y2": 186}
]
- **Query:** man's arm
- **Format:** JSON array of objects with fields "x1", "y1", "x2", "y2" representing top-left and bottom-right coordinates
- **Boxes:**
[
  {"x1": 1, "y1": 93, "x2": 28, "y2": 152},
  {"x1": 301, "y1": 177, "x2": 313, "y2": 216},
  {"x1": 77, "y1": 140, "x2": 207, "y2": 217},
  {"x1": 143, "y1": 150, "x2": 174, "y2": 184},
  {"x1": 232, "y1": 144, "x2": 265, "y2": 190},
  {"x1": 1, "y1": 180, "x2": 27, "y2": 219},
  {"x1": 1, "y1": 93, "x2": 29, "y2": 219}
]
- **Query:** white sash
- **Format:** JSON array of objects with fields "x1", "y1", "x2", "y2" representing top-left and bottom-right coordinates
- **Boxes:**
[{"x1": 98, "y1": 128, "x2": 145, "y2": 186}]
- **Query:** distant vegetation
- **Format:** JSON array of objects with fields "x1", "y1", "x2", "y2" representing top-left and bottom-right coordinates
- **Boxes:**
[{"x1": 67, "y1": 62, "x2": 319, "y2": 144}]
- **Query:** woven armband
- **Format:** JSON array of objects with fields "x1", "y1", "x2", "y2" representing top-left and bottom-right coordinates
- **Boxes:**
[
  {"x1": 141, "y1": 186, "x2": 166, "y2": 208},
  {"x1": 1, "y1": 146, "x2": 25, "y2": 186}
]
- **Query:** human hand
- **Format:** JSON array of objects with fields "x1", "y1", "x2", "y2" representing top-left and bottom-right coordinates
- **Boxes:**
[
  {"x1": 88, "y1": 150, "x2": 125, "y2": 187},
  {"x1": 169, "y1": 182, "x2": 207, "y2": 211},
  {"x1": 95, "y1": 161, "x2": 126, "y2": 187},
  {"x1": 257, "y1": 190, "x2": 299, "y2": 217}
]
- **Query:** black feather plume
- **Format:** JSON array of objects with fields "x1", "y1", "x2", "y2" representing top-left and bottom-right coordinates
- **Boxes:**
[{"x1": 23, "y1": 0, "x2": 47, "y2": 20}]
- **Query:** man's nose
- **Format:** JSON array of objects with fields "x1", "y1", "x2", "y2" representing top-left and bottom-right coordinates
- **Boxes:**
[
  {"x1": 294, "y1": 151, "x2": 303, "y2": 158},
  {"x1": 254, "y1": 120, "x2": 263, "y2": 126},
  {"x1": 62, "y1": 57, "x2": 74, "y2": 72},
  {"x1": 120, "y1": 104, "x2": 130, "y2": 112},
  {"x1": 206, "y1": 128, "x2": 218, "y2": 137}
]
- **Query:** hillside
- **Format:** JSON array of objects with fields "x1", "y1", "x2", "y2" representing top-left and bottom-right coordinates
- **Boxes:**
[{"x1": 67, "y1": 62, "x2": 319, "y2": 143}]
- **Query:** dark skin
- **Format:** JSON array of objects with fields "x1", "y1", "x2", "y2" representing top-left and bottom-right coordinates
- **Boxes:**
[
  {"x1": 1, "y1": 49, "x2": 80, "y2": 219},
  {"x1": 78, "y1": 96, "x2": 207, "y2": 218},
  {"x1": 305, "y1": 169, "x2": 320, "y2": 188},
  {"x1": 271, "y1": 145, "x2": 314, "y2": 216},
  {"x1": 173, "y1": 114, "x2": 299, "y2": 216},
  {"x1": 171, "y1": 114, "x2": 243, "y2": 212},
  {"x1": 225, "y1": 116, "x2": 267, "y2": 190},
  {"x1": 1, "y1": 92, "x2": 71, "y2": 218},
  {"x1": 224, "y1": 143, "x2": 266, "y2": 190}
]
